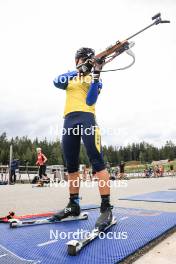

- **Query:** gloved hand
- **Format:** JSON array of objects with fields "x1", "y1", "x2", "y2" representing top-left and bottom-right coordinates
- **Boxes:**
[
  {"x1": 92, "y1": 58, "x2": 105, "y2": 81},
  {"x1": 94, "y1": 58, "x2": 105, "y2": 71}
]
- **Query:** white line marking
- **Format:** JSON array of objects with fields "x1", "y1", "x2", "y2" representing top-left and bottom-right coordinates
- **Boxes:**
[
  {"x1": 0, "y1": 245, "x2": 40, "y2": 263},
  {"x1": 0, "y1": 254, "x2": 7, "y2": 258},
  {"x1": 38, "y1": 240, "x2": 58, "y2": 247},
  {"x1": 119, "y1": 217, "x2": 129, "y2": 221}
]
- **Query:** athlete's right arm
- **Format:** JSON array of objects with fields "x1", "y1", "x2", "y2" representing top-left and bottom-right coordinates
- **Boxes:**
[{"x1": 53, "y1": 70, "x2": 77, "y2": 90}]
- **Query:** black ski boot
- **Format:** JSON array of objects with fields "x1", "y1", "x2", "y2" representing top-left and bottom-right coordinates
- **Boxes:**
[
  {"x1": 49, "y1": 200, "x2": 81, "y2": 222},
  {"x1": 95, "y1": 203, "x2": 113, "y2": 231}
]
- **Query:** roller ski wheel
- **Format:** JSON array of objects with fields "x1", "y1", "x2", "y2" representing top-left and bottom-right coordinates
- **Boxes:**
[
  {"x1": 67, "y1": 217, "x2": 117, "y2": 255},
  {"x1": 68, "y1": 243, "x2": 79, "y2": 256},
  {"x1": 9, "y1": 219, "x2": 20, "y2": 228}
]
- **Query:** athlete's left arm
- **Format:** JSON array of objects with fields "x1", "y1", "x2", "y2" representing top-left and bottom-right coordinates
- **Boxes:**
[{"x1": 86, "y1": 80, "x2": 102, "y2": 106}]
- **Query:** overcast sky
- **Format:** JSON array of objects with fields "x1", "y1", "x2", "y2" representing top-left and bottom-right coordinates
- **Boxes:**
[{"x1": 0, "y1": 0, "x2": 175, "y2": 147}]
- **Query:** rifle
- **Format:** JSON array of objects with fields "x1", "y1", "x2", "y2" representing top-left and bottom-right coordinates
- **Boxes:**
[{"x1": 93, "y1": 13, "x2": 170, "y2": 72}]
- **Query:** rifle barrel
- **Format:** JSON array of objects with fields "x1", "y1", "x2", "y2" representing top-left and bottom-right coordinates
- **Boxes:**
[{"x1": 127, "y1": 21, "x2": 156, "y2": 41}]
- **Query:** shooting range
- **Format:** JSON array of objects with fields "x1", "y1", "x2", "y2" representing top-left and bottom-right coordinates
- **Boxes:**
[{"x1": 0, "y1": 1, "x2": 175, "y2": 264}]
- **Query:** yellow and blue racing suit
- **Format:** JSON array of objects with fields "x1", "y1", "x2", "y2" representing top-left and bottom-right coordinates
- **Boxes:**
[{"x1": 53, "y1": 71, "x2": 105, "y2": 173}]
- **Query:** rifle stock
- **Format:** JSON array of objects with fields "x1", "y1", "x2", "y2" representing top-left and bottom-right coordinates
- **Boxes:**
[{"x1": 95, "y1": 40, "x2": 129, "y2": 60}]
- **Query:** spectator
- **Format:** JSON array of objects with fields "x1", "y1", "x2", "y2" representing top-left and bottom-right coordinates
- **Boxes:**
[
  {"x1": 9, "y1": 159, "x2": 19, "y2": 184},
  {"x1": 148, "y1": 167, "x2": 153, "y2": 177},
  {"x1": 168, "y1": 160, "x2": 174, "y2": 173},
  {"x1": 159, "y1": 164, "x2": 164, "y2": 177},
  {"x1": 118, "y1": 161, "x2": 127, "y2": 180},
  {"x1": 154, "y1": 165, "x2": 160, "y2": 177}
]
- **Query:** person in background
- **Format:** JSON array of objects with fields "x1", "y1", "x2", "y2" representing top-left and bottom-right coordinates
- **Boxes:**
[
  {"x1": 115, "y1": 166, "x2": 119, "y2": 179},
  {"x1": 144, "y1": 167, "x2": 148, "y2": 177},
  {"x1": 9, "y1": 159, "x2": 19, "y2": 184},
  {"x1": 148, "y1": 166, "x2": 153, "y2": 177},
  {"x1": 154, "y1": 165, "x2": 160, "y2": 177},
  {"x1": 144, "y1": 166, "x2": 153, "y2": 178},
  {"x1": 118, "y1": 161, "x2": 127, "y2": 180},
  {"x1": 168, "y1": 160, "x2": 174, "y2": 174},
  {"x1": 159, "y1": 164, "x2": 164, "y2": 177},
  {"x1": 36, "y1": 148, "x2": 48, "y2": 180}
]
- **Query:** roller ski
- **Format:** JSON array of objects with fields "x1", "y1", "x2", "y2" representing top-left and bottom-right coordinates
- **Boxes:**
[
  {"x1": 67, "y1": 204, "x2": 117, "y2": 256},
  {"x1": 10, "y1": 200, "x2": 88, "y2": 228}
]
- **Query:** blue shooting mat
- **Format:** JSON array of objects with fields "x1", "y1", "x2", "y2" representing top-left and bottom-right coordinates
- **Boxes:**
[
  {"x1": 0, "y1": 207, "x2": 176, "y2": 264},
  {"x1": 81, "y1": 204, "x2": 100, "y2": 210},
  {"x1": 119, "y1": 191, "x2": 176, "y2": 203}
]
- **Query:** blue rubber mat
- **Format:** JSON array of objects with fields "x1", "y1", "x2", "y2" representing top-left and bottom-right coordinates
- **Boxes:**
[
  {"x1": 0, "y1": 245, "x2": 38, "y2": 263},
  {"x1": 0, "y1": 207, "x2": 176, "y2": 263},
  {"x1": 119, "y1": 191, "x2": 176, "y2": 203},
  {"x1": 81, "y1": 204, "x2": 100, "y2": 210}
]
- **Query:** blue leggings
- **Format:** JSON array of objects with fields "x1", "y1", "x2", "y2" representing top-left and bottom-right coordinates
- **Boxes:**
[{"x1": 62, "y1": 112, "x2": 105, "y2": 173}]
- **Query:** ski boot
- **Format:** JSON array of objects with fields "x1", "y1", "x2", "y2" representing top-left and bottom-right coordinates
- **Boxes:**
[
  {"x1": 49, "y1": 199, "x2": 81, "y2": 222},
  {"x1": 95, "y1": 203, "x2": 113, "y2": 231}
]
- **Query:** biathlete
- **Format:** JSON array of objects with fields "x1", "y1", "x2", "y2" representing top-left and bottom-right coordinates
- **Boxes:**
[
  {"x1": 53, "y1": 48, "x2": 113, "y2": 231},
  {"x1": 36, "y1": 148, "x2": 48, "y2": 179}
]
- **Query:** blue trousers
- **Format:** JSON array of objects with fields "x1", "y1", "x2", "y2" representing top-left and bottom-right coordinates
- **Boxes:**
[{"x1": 62, "y1": 112, "x2": 105, "y2": 173}]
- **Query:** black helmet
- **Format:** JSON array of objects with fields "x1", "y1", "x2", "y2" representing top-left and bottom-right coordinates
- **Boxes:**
[{"x1": 75, "y1": 47, "x2": 95, "y2": 60}]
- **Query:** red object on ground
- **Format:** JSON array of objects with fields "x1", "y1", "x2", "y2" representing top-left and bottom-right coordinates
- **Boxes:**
[{"x1": 0, "y1": 211, "x2": 54, "y2": 223}]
